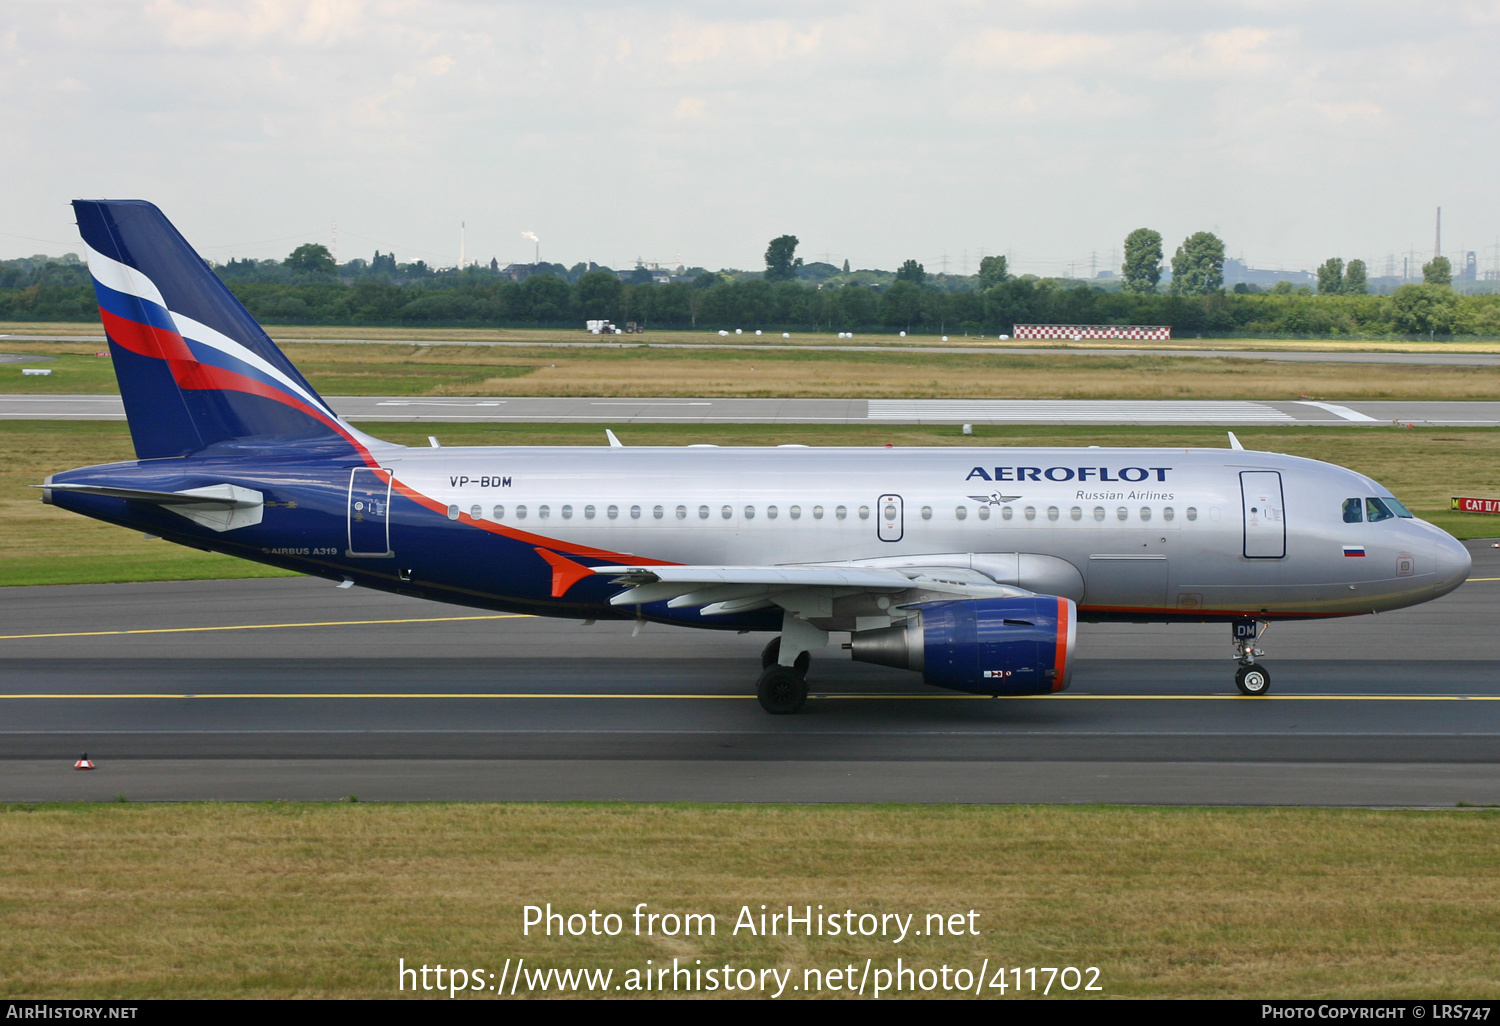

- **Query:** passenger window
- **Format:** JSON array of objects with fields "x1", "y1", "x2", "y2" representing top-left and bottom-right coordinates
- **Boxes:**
[
  {"x1": 676, "y1": 505, "x2": 687, "y2": 520},
  {"x1": 516, "y1": 505, "x2": 528, "y2": 519},
  {"x1": 1185, "y1": 507, "x2": 1197, "y2": 521},
  {"x1": 858, "y1": 505, "x2": 869, "y2": 520},
  {"x1": 767, "y1": 505, "x2": 778, "y2": 519},
  {"x1": 744, "y1": 505, "x2": 755, "y2": 519},
  {"x1": 977, "y1": 505, "x2": 990, "y2": 520},
  {"x1": 1140, "y1": 507, "x2": 1152, "y2": 522},
  {"x1": 956, "y1": 506, "x2": 968, "y2": 520},
  {"x1": 698, "y1": 505, "x2": 709, "y2": 519},
  {"x1": 721, "y1": 505, "x2": 733, "y2": 520},
  {"x1": 540, "y1": 505, "x2": 551, "y2": 519},
  {"x1": 835, "y1": 505, "x2": 847, "y2": 520},
  {"x1": 630, "y1": 505, "x2": 641, "y2": 519},
  {"x1": 652, "y1": 505, "x2": 664, "y2": 520},
  {"x1": 1001, "y1": 506, "x2": 1013, "y2": 520},
  {"x1": 607, "y1": 505, "x2": 618, "y2": 520},
  {"x1": 1343, "y1": 498, "x2": 1363, "y2": 523},
  {"x1": 790, "y1": 505, "x2": 802, "y2": 520},
  {"x1": 1366, "y1": 497, "x2": 1395, "y2": 523},
  {"x1": 1116, "y1": 507, "x2": 1128, "y2": 521},
  {"x1": 812, "y1": 505, "x2": 824, "y2": 519},
  {"x1": 493, "y1": 505, "x2": 505, "y2": 519},
  {"x1": 1047, "y1": 506, "x2": 1059, "y2": 521},
  {"x1": 1024, "y1": 506, "x2": 1036, "y2": 521},
  {"x1": 1070, "y1": 507, "x2": 1082, "y2": 521},
  {"x1": 921, "y1": 506, "x2": 932, "y2": 520},
  {"x1": 470, "y1": 504, "x2": 482, "y2": 519},
  {"x1": 1163, "y1": 507, "x2": 1174, "y2": 522},
  {"x1": 584, "y1": 505, "x2": 595, "y2": 519},
  {"x1": 561, "y1": 505, "x2": 573, "y2": 519},
  {"x1": 1093, "y1": 506, "x2": 1105, "y2": 521}
]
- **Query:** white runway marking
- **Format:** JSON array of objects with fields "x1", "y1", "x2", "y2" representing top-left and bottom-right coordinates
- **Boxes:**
[{"x1": 868, "y1": 399, "x2": 1296, "y2": 423}]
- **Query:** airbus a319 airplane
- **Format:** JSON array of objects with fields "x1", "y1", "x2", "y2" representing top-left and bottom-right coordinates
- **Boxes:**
[{"x1": 41, "y1": 201, "x2": 1473, "y2": 712}]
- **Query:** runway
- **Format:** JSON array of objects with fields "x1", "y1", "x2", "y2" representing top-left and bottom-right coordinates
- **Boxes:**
[
  {"x1": 1, "y1": 540, "x2": 1497, "y2": 804},
  {"x1": 7, "y1": 394, "x2": 1500, "y2": 426}
]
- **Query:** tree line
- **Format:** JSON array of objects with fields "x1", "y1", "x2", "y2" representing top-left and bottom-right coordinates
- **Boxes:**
[{"x1": 3, "y1": 238, "x2": 1496, "y2": 337}]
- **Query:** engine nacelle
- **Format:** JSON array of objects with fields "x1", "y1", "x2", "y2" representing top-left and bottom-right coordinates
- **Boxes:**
[{"x1": 850, "y1": 595, "x2": 1076, "y2": 695}]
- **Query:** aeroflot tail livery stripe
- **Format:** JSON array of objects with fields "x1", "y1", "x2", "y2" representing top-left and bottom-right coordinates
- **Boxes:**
[
  {"x1": 385, "y1": 477, "x2": 675, "y2": 568},
  {"x1": 74, "y1": 200, "x2": 380, "y2": 462}
]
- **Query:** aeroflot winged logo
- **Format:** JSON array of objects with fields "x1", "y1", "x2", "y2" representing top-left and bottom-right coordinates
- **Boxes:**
[
  {"x1": 966, "y1": 465, "x2": 1173, "y2": 483},
  {"x1": 968, "y1": 492, "x2": 1023, "y2": 505}
]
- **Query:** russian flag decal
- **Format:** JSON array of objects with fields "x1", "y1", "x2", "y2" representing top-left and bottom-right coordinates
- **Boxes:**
[{"x1": 1343, "y1": 546, "x2": 1366, "y2": 557}]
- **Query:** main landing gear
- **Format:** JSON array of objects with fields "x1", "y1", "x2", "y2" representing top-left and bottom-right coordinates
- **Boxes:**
[
  {"x1": 757, "y1": 637, "x2": 810, "y2": 714},
  {"x1": 1232, "y1": 619, "x2": 1271, "y2": 696}
]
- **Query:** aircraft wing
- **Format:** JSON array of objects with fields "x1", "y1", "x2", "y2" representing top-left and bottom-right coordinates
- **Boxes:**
[{"x1": 592, "y1": 562, "x2": 1028, "y2": 618}]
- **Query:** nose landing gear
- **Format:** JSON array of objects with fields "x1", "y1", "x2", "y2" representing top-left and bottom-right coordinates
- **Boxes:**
[{"x1": 1232, "y1": 619, "x2": 1271, "y2": 695}]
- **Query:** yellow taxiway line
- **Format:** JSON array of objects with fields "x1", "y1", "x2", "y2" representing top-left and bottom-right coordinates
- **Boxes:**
[
  {"x1": 1, "y1": 579, "x2": 1494, "y2": 641},
  {"x1": 2, "y1": 693, "x2": 1498, "y2": 701},
  {"x1": 0, "y1": 614, "x2": 532, "y2": 641}
]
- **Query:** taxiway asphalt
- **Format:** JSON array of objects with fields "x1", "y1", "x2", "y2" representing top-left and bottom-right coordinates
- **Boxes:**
[{"x1": 1, "y1": 540, "x2": 1497, "y2": 805}]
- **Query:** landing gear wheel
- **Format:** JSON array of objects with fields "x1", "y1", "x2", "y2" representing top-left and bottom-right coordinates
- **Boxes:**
[
  {"x1": 757, "y1": 664, "x2": 808, "y2": 714},
  {"x1": 1235, "y1": 663, "x2": 1271, "y2": 696}
]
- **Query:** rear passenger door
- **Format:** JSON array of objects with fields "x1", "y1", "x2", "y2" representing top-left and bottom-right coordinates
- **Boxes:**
[{"x1": 877, "y1": 494, "x2": 903, "y2": 542}]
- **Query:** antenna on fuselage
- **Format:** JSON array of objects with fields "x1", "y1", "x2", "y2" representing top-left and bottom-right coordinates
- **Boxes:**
[
  {"x1": 606, "y1": 429, "x2": 624, "y2": 448},
  {"x1": 1227, "y1": 431, "x2": 1244, "y2": 450}
]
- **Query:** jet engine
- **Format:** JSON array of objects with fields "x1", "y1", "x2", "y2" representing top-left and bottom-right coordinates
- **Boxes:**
[{"x1": 849, "y1": 595, "x2": 1076, "y2": 695}]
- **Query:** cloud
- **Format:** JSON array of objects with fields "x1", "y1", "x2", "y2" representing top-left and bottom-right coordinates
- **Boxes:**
[
  {"x1": 146, "y1": 0, "x2": 368, "y2": 48},
  {"x1": 955, "y1": 28, "x2": 1115, "y2": 70},
  {"x1": 1, "y1": 1, "x2": 1497, "y2": 273}
]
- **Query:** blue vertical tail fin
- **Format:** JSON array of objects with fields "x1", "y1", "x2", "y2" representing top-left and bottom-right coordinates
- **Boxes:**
[{"x1": 74, "y1": 199, "x2": 384, "y2": 460}]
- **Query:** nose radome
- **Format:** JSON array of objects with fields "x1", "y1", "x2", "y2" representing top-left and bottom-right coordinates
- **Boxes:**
[{"x1": 1431, "y1": 533, "x2": 1473, "y2": 598}]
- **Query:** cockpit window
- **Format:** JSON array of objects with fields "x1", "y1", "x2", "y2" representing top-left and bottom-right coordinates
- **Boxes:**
[
  {"x1": 1381, "y1": 495, "x2": 1414, "y2": 518},
  {"x1": 1365, "y1": 497, "x2": 1395, "y2": 523},
  {"x1": 1342, "y1": 498, "x2": 1363, "y2": 523}
]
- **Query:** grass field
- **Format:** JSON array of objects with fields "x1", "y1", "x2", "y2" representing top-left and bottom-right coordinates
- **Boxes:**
[
  {"x1": 6, "y1": 336, "x2": 1500, "y2": 400},
  {"x1": 2, "y1": 420, "x2": 1496, "y2": 587},
  {"x1": 0, "y1": 803, "x2": 1496, "y2": 999}
]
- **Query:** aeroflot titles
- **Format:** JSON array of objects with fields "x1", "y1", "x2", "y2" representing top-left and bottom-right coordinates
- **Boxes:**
[{"x1": 966, "y1": 466, "x2": 1173, "y2": 483}]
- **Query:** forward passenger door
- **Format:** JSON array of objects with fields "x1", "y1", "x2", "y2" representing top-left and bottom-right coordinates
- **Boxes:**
[{"x1": 1240, "y1": 471, "x2": 1286, "y2": 559}]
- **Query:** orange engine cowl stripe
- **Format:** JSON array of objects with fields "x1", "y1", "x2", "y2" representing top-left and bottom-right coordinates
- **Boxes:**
[{"x1": 1053, "y1": 596, "x2": 1071, "y2": 692}]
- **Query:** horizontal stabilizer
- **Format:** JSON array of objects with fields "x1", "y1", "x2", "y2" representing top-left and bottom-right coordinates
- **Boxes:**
[
  {"x1": 41, "y1": 482, "x2": 262, "y2": 507},
  {"x1": 41, "y1": 482, "x2": 264, "y2": 532}
]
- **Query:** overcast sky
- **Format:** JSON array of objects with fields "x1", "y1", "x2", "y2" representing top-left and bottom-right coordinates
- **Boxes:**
[{"x1": 3, "y1": 1, "x2": 1497, "y2": 277}]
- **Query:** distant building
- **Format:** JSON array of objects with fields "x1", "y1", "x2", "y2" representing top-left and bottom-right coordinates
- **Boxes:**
[{"x1": 1222, "y1": 257, "x2": 1315, "y2": 289}]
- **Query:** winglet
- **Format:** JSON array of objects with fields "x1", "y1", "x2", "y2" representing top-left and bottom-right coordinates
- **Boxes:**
[
  {"x1": 1227, "y1": 431, "x2": 1244, "y2": 450},
  {"x1": 605, "y1": 429, "x2": 623, "y2": 448}
]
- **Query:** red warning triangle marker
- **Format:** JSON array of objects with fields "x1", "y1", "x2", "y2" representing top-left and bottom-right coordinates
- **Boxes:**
[{"x1": 74, "y1": 753, "x2": 94, "y2": 770}]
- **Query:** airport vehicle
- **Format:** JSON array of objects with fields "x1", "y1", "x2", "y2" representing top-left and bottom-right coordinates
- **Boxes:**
[{"x1": 41, "y1": 201, "x2": 1473, "y2": 712}]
